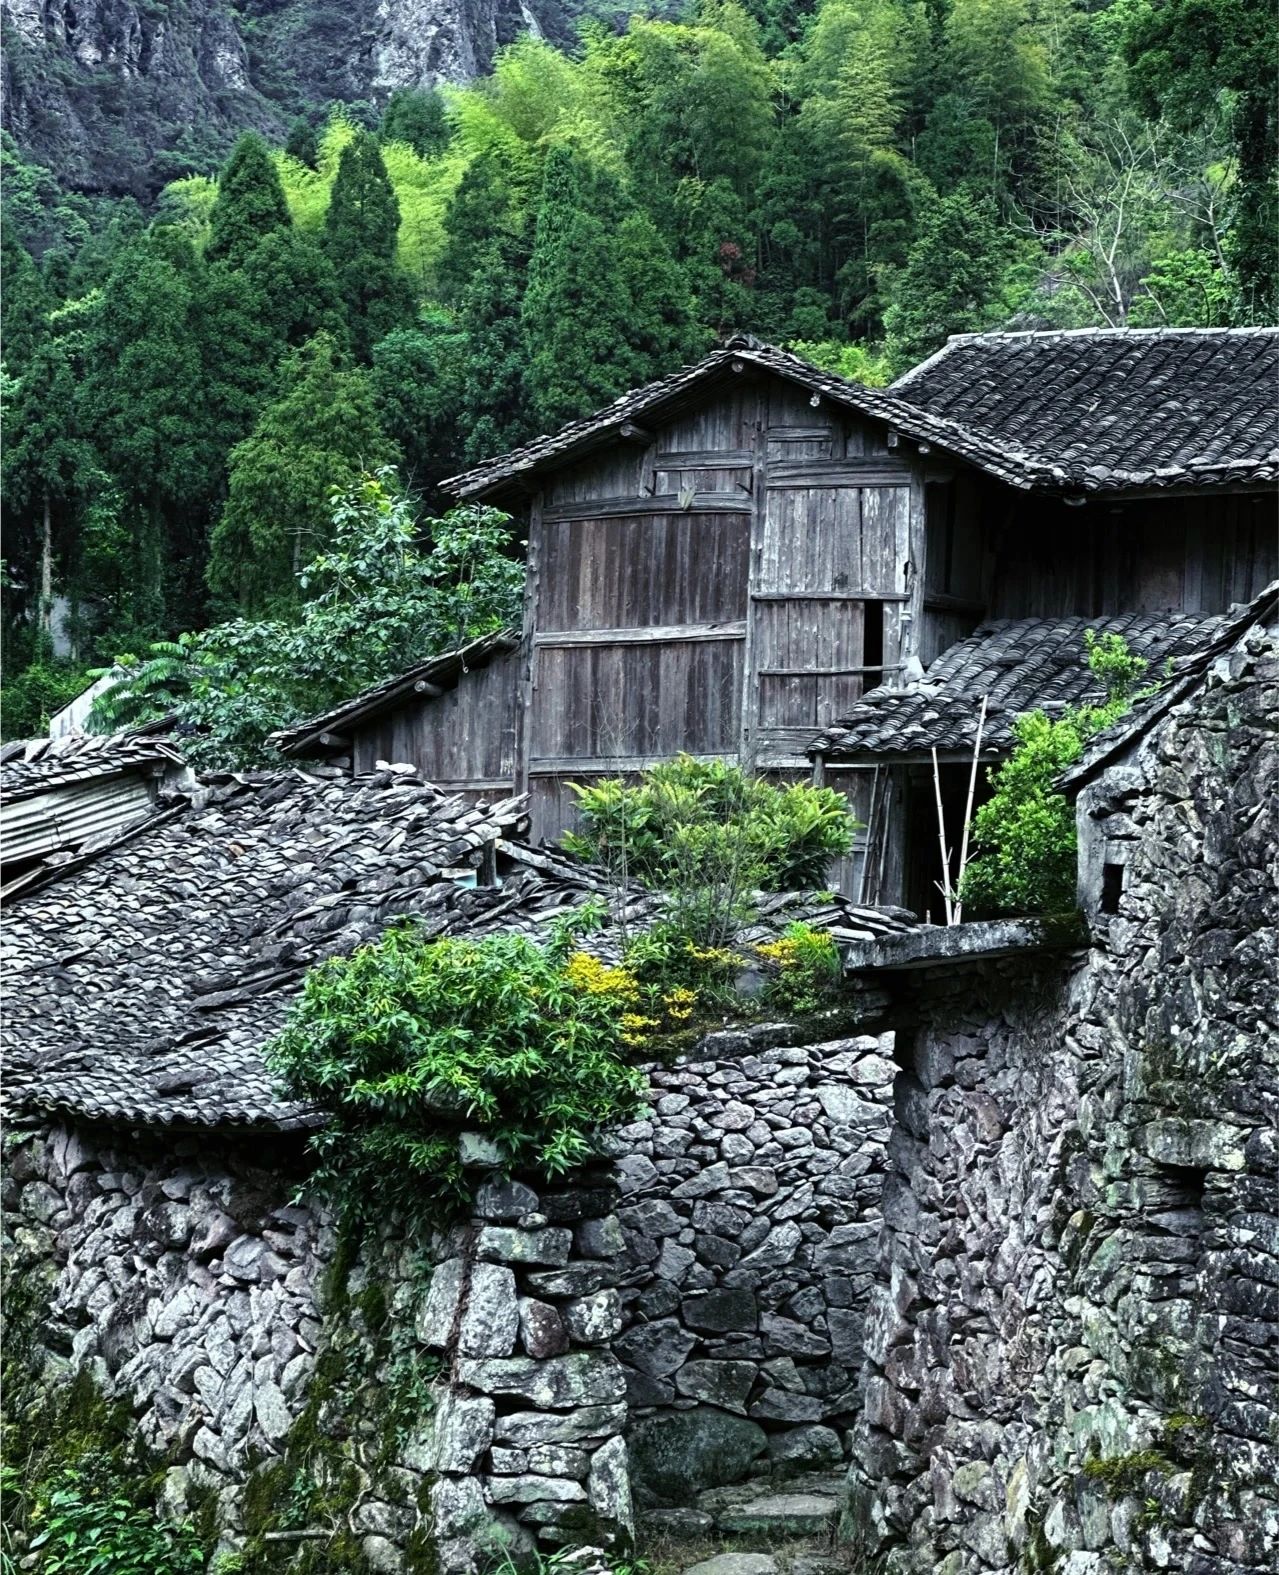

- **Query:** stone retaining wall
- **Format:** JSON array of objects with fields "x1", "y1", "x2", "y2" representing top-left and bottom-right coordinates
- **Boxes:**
[
  {"x1": 2, "y1": 1031, "x2": 894, "y2": 1568},
  {"x1": 846, "y1": 629, "x2": 1279, "y2": 1574},
  {"x1": 608, "y1": 1032, "x2": 895, "y2": 1506}
]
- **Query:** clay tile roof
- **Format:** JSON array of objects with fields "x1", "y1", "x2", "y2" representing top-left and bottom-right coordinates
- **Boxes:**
[
  {"x1": 889, "y1": 327, "x2": 1279, "y2": 493},
  {"x1": 266, "y1": 629, "x2": 519, "y2": 758},
  {"x1": 443, "y1": 330, "x2": 1278, "y2": 501},
  {"x1": 813, "y1": 611, "x2": 1231, "y2": 762},
  {"x1": 0, "y1": 732, "x2": 186, "y2": 802},
  {"x1": 1, "y1": 770, "x2": 567, "y2": 1132},
  {"x1": 2, "y1": 765, "x2": 920, "y2": 1133}
]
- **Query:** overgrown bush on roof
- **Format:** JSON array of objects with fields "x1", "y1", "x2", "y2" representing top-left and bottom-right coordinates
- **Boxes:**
[
  {"x1": 563, "y1": 756, "x2": 857, "y2": 947},
  {"x1": 958, "y1": 632, "x2": 1152, "y2": 918},
  {"x1": 266, "y1": 921, "x2": 647, "y2": 1216}
]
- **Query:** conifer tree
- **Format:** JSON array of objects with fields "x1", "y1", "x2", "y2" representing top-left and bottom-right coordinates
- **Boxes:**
[
  {"x1": 206, "y1": 334, "x2": 398, "y2": 611},
  {"x1": 206, "y1": 133, "x2": 292, "y2": 271},
  {"x1": 380, "y1": 89, "x2": 450, "y2": 158},
  {"x1": 285, "y1": 116, "x2": 319, "y2": 169},
  {"x1": 323, "y1": 130, "x2": 416, "y2": 360},
  {"x1": 521, "y1": 149, "x2": 699, "y2": 431}
]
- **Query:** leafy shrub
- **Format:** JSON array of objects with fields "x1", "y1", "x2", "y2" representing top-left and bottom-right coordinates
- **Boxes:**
[
  {"x1": 266, "y1": 923, "x2": 647, "y2": 1216},
  {"x1": 564, "y1": 757, "x2": 856, "y2": 946},
  {"x1": 25, "y1": 1452, "x2": 203, "y2": 1575},
  {"x1": 89, "y1": 470, "x2": 522, "y2": 767},
  {"x1": 755, "y1": 922, "x2": 841, "y2": 1014},
  {"x1": 0, "y1": 659, "x2": 92, "y2": 741},
  {"x1": 959, "y1": 632, "x2": 1150, "y2": 918}
]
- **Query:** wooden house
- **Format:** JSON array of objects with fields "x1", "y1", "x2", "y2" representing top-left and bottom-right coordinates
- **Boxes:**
[{"x1": 274, "y1": 328, "x2": 1278, "y2": 910}]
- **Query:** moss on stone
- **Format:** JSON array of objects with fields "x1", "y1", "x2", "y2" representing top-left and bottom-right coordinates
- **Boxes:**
[{"x1": 1081, "y1": 1450, "x2": 1173, "y2": 1500}]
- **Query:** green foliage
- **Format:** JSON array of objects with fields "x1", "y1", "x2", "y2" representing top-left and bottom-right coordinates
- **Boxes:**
[
  {"x1": 266, "y1": 925, "x2": 648, "y2": 1216},
  {"x1": 380, "y1": 89, "x2": 451, "y2": 160},
  {"x1": 25, "y1": 1454, "x2": 204, "y2": 1575},
  {"x1": 959, "y1": 632, "x2": 1150, "y2": 918},
  {"x1": 206, "y1": 133, "x2": 292, "y2": 271},
  {"x1": 206, "y1": 334, "x2": 397, "y2": 612},
  {"x1": 565, "y1": 756, "x2": 857, "y2": 945},
  {"x1": 92, "y1": 471, "x2": 522, "y2": 766},
  {"x1": 1, "y1": 0, "x2": 1268, "y2": 670},
  {"x1": 755, "y1": 921, "x2": 842, "y2": 1014},
  {"x1": 322, "y1": 130, "x2": 416, "y2": 360},
  {"x1": 0, "y1": 658, "x2": 91, "y2": 740}
]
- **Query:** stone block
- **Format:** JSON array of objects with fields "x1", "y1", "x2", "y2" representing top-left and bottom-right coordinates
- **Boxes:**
[
  {"x1": 614, "y1": 1318, "x2": 697, "y2": 1378},
  {"x1": 494, "y1": 1403, "x2": 627, "y2": 1447},
  {"x1": 684, "y1": 1287, "x2": 758, "y2": 1333},
  {"x1": 458, "y1": 1263, "x2": 518, "y2": 1357},
  {"x1": 564, "y1": 1290, "x2": 622, "y2": 1344},
  {"x1": 588, "y1": 1433, "x2": 634, "y2": 1534},
  {"x1": 433, "y1": 1391, "x2": 495, "y2": 1474},
  {"x1": 628, "y1": 1408, "x2": 767, "y2": 1504},
  {"x1": 457, "y1": 1352, "x2": 627, "y2": 1408},
  {"x1": 488, "y1": 1475, "x2": 587, "y2": 1504},
  {"x1": 675, "y1": 1360, "x2": 758, "y2": 1414},
  {"x1": 417, "y1": 1258, "x2": 464, "y2": 1348},
  {"x1": 519, "y1": 1298, "x2": 570, "y2": 1358},
  {"x1": 476, "y1": 1226, "x2": 572, "y2": 1266},
  {"x1": 575, "y1": 1215, "x2": 626, "y2": 1258}
]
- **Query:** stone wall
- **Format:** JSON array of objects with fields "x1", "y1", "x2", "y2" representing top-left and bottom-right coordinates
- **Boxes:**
[
  {"x1": 2, "y1": 1031, "x2": 895, "y2": 1568},
  {"x1": 608, "y1": 1032, "x2": 895, "y2": 1507},
  {"x1": 2, "y1": 1120, "x2": 637, "y2": 1569},
  {"x1": 847, "y1": 629, "x2": 1278, "y2": 1573}
]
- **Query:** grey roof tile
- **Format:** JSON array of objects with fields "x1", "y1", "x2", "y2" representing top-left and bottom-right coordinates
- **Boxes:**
[
  {"x1": 813, "y1": 611, "x2": 1232, "y2": 761},
  {"x1": 4, "y1": 769, "x2": 917, "y2": 1132},
  {"x1": 443, "y1": 330, "x2": 1278, "y2": 501}
]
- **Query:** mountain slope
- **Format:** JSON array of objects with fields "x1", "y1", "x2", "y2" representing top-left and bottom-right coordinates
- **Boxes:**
[{"x1": 0, "y1": 0, "x2": 567, "y2": 196}]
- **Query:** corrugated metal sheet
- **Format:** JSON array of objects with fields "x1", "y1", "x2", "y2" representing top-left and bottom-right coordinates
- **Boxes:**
[{"x1": 1, "y1": 775, "x2": 156, "y2": 864}]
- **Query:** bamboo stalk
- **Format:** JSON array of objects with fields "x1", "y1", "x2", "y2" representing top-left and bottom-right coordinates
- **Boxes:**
[
  {"x1": 930, "y1": 745, "x2": 954, "y2": 926},
  {"x1": 953, "y1": 693, "x2": 989, "y2": 926}
]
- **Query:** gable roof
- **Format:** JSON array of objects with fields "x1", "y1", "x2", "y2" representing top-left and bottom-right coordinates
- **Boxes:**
[
  {"x1": 443, "y1": 330, "x2": 1279, "y2": 502},
  {"x1": 890, "y1": 327, "x2": 1279, "y2": 494},
  {"x1": 266, "y1": 629, "x2": 519, "y2": 758},
  {"x1": 813, "y1": 610, "x2": 1231, "y2": 763}
]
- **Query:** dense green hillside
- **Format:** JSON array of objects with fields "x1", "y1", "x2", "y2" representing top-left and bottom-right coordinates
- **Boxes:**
[{"x1": 1, "y1": 0, "x2": 1274, "y2": 739}]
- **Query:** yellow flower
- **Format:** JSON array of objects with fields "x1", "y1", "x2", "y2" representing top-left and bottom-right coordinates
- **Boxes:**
[{"x1": 564, "y1": 952, "x2": 641, "y2": 1004}]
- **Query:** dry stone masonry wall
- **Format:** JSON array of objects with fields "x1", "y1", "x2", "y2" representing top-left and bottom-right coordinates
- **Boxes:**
[
  {"x1": 847, "y1": 628, "x2": 1279, "y2": 1574},
  {"x1": 608, "y1": 1032, "x2": 895, "y2": 1517}
]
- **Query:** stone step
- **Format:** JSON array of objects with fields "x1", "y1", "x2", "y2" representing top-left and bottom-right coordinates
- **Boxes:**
[{"x1": 716, "y1": 1491, "x2": 840, "y2": 1537}]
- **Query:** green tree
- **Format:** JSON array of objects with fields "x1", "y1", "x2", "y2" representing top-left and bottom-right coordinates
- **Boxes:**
[
  {"x1": 380, "y1": 88, "x2": 451, "y2": 158},
  {"x1": 1124, "y1": 0, "x2": 1277, "y2": 314},
  {"x1": 240, "y1": 228, "x2": 349, "y2": 353},
  {"x1": 521, "y1": 149, "x2": 700, "y2": 431},
  {"x1": 285, "y1": 116, "x2": 320, "y2": 168},
  {"x1": 205, "y1": 133, "x2": 292, "y2": 271},
  {"x1": 76, "y1": 237, "x2": 215, "y2": 633},
  {"x1": 370, "y1": 323, "x2": 468, "y2": 493},
  {"x1": 98, "y1": 472, "x2": 523, "y2": 766},
  {"x1": 883, "y1": 192, "x2": 1029, "y2": 368},
  {"x1": 206, "y1": 335, "x2": 398, "y2": 611},
  {"x1": 323, "y1": 130, "x2": 417, "y2": 359}
]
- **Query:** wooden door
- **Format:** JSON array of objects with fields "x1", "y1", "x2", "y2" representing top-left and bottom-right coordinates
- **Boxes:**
[{"x1": 747, "y1": 473, "x2": 912, "y2": 764}]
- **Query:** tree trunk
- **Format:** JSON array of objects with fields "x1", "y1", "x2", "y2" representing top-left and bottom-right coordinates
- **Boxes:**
[{"x1": 38, "y1": 489, "x2": 54, "y2": 648}]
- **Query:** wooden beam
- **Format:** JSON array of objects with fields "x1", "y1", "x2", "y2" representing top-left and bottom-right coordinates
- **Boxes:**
[
  {"x1": 758, "y1": 664, "x2": 904, "y2": 678},
  {"x1": 751, "y1": 590, "x2": 910, "y2": 603},
  {"x1": 765, "y1": 462, "x2": 913, "y2": 488},
  {"x1": 619, "y1": 420, "x2": 652, "y2": 443},
  {"x1": 655, "y1": 449, "x2": 753, "y2": 469},
  {"x1": 413, "y1": 679, "x2": 445, "y2": 697},
  {"x1": 529, "y1": 752, "x2": 738, "y2": 776},
  {"x1": 542, "y1": 492, "x2": 752, "y2": 521},
  {"x1": 535, "y1": 621, "x2": 746, "y2": 648}
]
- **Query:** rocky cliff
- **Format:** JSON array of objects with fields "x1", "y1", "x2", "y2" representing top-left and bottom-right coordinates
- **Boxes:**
[{"x1": 1, "y1": 0, "x2": 570, "y2": 196}]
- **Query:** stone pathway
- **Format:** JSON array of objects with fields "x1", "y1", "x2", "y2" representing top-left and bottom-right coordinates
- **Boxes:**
[{"x1": 641, "y1": 1471, "x2": 848, "y2": 1574}]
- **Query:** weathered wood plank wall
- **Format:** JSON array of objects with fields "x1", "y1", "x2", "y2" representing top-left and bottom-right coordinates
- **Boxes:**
[
  {"x1": 519, "y1": 370, "x2": 929, "y2": 862},
  {"x1": 352, "y1": 650, "x2": 519, "y2": 794}
]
